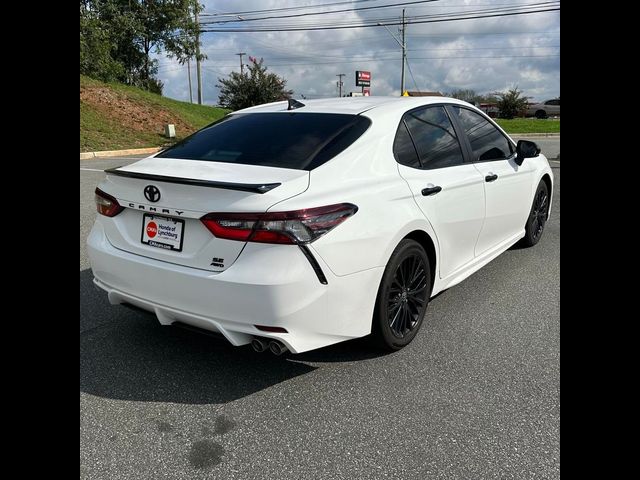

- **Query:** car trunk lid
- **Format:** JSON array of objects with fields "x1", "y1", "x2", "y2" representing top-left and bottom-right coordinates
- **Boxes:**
[{"x1": 98, "y1": 157, "x2": 309, "y2": 272}]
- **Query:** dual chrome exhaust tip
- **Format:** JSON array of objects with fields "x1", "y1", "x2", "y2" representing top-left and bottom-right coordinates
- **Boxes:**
[{"x1": 251, "y1": 337, "x2": 288, "y2": 355}]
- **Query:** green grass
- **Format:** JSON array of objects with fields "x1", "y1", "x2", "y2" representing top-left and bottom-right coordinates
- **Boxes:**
[
  {"x1": 495, "y1": 118, "x2": 560, "y2": 134},
  {"x1": 80, "y1": 75, "x2": 229, "y2": 152}
]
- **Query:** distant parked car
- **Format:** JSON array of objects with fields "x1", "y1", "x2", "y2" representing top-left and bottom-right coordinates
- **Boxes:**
[{"x1": 527, "y1": 99, "x2": 560, "y2": 119}]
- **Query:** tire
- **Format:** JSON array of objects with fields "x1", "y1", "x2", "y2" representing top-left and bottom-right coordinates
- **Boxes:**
[
  {"x1": 535, "y1": 110, "x2": 547, "y2": 119},
  {"x1": 520, "y1": 181, "x2": 550, "y2": 247},
  {"x1": 371, "y1": 239, "x2": 431, "y2": 351}
]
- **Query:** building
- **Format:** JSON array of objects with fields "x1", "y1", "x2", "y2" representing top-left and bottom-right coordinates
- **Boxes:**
[{"x1": 404, "y1": 91, "x2": 443, "y2": 97}]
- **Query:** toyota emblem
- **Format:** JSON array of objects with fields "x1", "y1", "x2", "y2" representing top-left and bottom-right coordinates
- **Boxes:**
[{"x1": 144, "y1": 185, "x2": 161, "y2": 203}]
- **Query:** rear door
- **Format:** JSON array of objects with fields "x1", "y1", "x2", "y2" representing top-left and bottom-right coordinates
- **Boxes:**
[
  {"x1": 545, "y1": 99, "x2": 560, "y2": 115},
  {"x1": 395, "y1": 105, "x2": 485, "y2": 279},
  {"x1": 447, "y1": 105, "x2": 535, "y2": 256}
]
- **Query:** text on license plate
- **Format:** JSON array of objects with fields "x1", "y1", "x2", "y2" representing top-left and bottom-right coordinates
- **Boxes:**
[{"x1": 141, "y1": 214, "x2": 185, "y2": 252}]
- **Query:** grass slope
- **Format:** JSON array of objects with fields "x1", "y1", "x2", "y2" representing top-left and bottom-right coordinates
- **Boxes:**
[
  {"x1": 495, "y1": 118, "x2": 560, "y2": 134},
  {"x1": 80, "y1": 75, "x2": 228, "y2": 152}
]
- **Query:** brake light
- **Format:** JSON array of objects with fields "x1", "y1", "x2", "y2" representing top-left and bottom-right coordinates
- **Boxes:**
[
  {"x1": 95, "y1": 188, "x2": 124, "y2": 217},
  {"x1": 201, "y1": 203, "x2": 358, "y2": 244}
]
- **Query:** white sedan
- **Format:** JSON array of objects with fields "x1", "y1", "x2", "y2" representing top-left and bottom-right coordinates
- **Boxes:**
[{"x1": 87, "y1": 96, "x2": 553, "y2": 354}]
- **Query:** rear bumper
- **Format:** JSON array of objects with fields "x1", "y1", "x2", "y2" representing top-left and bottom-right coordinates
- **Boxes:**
[{"x1": 87, "y1": 222, "x2": 383, "y2": 353}]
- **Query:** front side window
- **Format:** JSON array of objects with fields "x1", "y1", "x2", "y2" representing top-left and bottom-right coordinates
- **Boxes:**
[
  {"x1": 402, "y1": 106, "x2": 465, "y2": 169},
  {"x1": 450, "y1": 106, "x2": 513, "y2": 162}
]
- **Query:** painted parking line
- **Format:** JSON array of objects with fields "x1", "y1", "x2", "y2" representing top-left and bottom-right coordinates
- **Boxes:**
[{"x1": 80, "y1": 168, "x2": 105, "y2": 172}]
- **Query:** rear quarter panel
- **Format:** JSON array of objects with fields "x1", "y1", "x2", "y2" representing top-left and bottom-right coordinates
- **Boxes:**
[{"x1": 271, "y1": 110, "x2": 440, "y2": 278}]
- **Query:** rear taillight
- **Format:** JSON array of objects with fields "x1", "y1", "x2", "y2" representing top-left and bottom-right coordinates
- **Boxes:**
[
  {"x1": 201, "y1": 203, "x2": 358, "y2": 245},
  {"x1": 95, "y1": 188, "x2": 124, "y2": 217}
]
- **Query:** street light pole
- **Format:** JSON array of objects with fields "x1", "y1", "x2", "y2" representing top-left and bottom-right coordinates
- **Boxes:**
[{"x1": 377, "y1": 9, "x2": 406, "y2": 95}]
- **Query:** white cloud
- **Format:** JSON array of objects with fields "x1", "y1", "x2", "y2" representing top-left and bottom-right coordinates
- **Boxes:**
[{"x1": 154, "y1": 0, "x2": 560, "y2": 105}]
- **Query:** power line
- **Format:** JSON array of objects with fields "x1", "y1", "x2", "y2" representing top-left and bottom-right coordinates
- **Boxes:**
[
  {"x1": 200, "y1": 45, "x2": 560, "y2": 61},
  {"x1": 200, "y1": 0, "x2": 380, "y2": 17},
  {"x1": 200, "y1": 2, "x2": 559, "y2": 28},
  {"x1": 199, "y1": 0, "x2": 441, "y2": 25},
  {"x1": 206, "y1": 54, "x2": 559, "y2": 68},
  {"x1": 200, "y1": 6, "x2": 560, "y2": 32}
]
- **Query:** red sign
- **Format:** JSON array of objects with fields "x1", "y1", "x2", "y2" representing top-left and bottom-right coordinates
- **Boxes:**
[
  {"x1": 363, "y1": 88, "x2": 371, "y2": 96},
  {"x1": 356, "y1": 70, "x2": 371, "y2": 87},
  {"x1": 146, "y1": 222, "x2": 158, "y2": 238}
]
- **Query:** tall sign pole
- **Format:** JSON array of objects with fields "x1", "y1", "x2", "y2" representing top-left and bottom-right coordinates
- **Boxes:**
[{"x1": 401, "y1": 8, "x2": 406, "y2": 95}]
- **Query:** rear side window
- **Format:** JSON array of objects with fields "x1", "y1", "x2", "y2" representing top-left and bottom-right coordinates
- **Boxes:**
[
  {"x1": 393, "y1": 121, "x2": 420, "y2": 168},
  {"x1": 156, "y1": 113, "x2": 371, "y2": 171},
  {"x1": 403, "y1": 106, "x2": 465, "y2": 170},
  {"x1": 450, "y1": 106, "x2": 513, "y2": 162}
]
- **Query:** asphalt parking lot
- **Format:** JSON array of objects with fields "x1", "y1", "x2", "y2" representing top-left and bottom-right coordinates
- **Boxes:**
[{"x1": 80, "y1": 153, "x2": 560, "y2": 479}]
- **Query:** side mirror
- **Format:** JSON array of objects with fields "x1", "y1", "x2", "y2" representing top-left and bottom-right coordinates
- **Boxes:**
[{"x1": 515, "y1": 140, "x2": 541, "y2": 166}]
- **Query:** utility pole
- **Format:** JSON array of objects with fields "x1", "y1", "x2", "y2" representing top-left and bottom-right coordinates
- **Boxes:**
[
  {"x1": 236, "y1": 52, "x2": 247, "y2": 75},
  {"x1": 336, "y1": 73, "x2": 345, "y2": 97},
  {"x1": 401, "y1": 8, "x2": 406, "y2": 95},
  {"x1": 195, "y1": 8, "x2": 203, "y2": 104},
  {"x1": 377, "y1": 11, "x2": 407, "y2": 96},
  {"x1": 187, "y1": 58, "x2": 193, "y2": 103}
]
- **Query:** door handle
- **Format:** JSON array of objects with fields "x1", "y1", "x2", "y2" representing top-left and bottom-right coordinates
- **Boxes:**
[
  {"x1": 421, "y1": 186, "x2": 442, "y2": 196},
  {"x1": 485, "y1": 173, "x2": 498, "y2": 182}
]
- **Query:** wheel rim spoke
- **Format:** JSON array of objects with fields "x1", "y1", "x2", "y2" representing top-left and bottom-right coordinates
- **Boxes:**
[
  {"x1": 533, "y1": 190, "x2": 548, "y2": 239},
  {"x1": 388, "y1": 254, "x2": 429, "y2": 338}
]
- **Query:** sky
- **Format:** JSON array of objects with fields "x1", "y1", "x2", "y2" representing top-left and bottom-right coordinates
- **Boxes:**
[{"x1": 154, "y1": 0, "x2": 560, "y2": 105}]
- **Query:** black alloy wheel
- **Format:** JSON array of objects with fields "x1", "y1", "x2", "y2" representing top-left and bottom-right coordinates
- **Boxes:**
[
  {"x1": 388, "y1": 253, "x2": 428, "y2": 338},
  {"x1": 520, "y1": 181, "x2": 550, "y2": 247},
  {"x1": 372, "y1": 239, "x2": 431, "y2": 350}
]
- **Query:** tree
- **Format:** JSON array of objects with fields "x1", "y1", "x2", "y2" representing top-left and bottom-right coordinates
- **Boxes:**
[
  {"x1": 217, "y1": 58, "x2": 293, "y2": 111},
  {"x1": 446, "y1": 88, "x2": 500, "y2": 105},
  {"x1": 80, "y1": 1, "x2": 125, "y2": 81},
  {"x1": 495, "y1": 86, "x2": 530, "y2": 119},
  {"x1": 446, "y1": 88, "x2": 480, "y2": 104},
  {"x1": 127, "y1": 0, "x2": 202, "y2": 91},
  {"x1": 80, "y1": 0, "x2": 203, "y2": 94}
]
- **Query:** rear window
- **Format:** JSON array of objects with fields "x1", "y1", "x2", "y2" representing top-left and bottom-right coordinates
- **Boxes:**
[{"x1": 156, "y1": 112, "x2": 371, "y2": 171}]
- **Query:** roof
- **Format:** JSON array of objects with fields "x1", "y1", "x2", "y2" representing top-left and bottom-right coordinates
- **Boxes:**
[{"x1": 234, "y1": 95, "x2": 468, "y2": 116}]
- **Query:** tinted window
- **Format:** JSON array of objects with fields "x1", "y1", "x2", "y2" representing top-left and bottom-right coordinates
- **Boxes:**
[
  {"x1": 545, "y1": 99, "x2": 559, "y2": 106},
  {"x1": 450, "y1": 106, "x2": 513, "y2": 161},
  {"x1": 156, "y1": 113, "x2": 371, "y2": 171},
  {"x1": 393, "y1": 121, "x2": 420, "y2": 168},
  {"x1": 403, "y1": 106, "x2": 465, "y2": 169}
]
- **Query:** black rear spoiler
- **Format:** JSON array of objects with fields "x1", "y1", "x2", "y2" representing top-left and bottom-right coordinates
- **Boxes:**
[{"x1": 103, "y1": 168, "x2": 281, "y2": 194}]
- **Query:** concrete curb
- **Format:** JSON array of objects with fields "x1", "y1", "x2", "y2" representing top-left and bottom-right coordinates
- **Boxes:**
[{"x1": 80, "y1": 146, "x2": 162, "y2": 160}]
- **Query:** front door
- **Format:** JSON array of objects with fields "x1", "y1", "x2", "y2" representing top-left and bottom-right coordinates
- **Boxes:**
[{"x1": 447, "y1": 105, "x2": 535, "y2": 256}]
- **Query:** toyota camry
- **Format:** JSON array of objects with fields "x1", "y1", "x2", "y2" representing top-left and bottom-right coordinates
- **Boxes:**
[{"x1": 87, "y1": 96, "x2": 553, "y2": 355}]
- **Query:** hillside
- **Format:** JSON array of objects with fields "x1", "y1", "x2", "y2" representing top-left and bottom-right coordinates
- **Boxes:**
[{"x1": 80, "y1": 76, "x2": 228, "y2": 152}]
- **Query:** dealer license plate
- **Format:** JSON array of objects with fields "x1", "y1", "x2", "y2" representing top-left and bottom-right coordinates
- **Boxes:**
[{"x1": 141, "y1": 214, "x2": 185, "y2": 252}]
